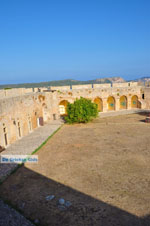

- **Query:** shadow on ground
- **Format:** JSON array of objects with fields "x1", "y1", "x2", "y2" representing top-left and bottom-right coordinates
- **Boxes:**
[
  {"x1": 0, "y1": 165, "x2": 149, "y2": 226},
  {"x1": 138, "y1": 112, "x2": 150, "y2": 116}
]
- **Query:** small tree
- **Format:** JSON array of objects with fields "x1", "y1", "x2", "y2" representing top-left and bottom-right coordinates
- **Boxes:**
[{"x1": 65, "y1": 97, "x2": 98, "y2": 124}]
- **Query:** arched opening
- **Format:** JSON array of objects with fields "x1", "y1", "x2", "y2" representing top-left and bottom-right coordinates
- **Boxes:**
[
  {"x1": 120, "y1": 96, "x2": 127, "y2": 110},
  {"x1": 107, "y1": 96, "x2": 115, "y2": 111},
  {"x1": 131, "y1": 95, "x2": 141, "y2": 109},
  {"x1": 94, "y1": 97, "x2": 103, "y2": 112},
  {"x1": 59, "y1": 100, "x2": 69, "y2": 116}
]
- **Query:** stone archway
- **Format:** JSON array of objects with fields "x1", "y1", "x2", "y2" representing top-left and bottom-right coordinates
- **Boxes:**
[
  {"x1": 94, "y1": 97, "x2": 103, "y2": 112},
  {"x1": 107, "y1": 96, "x2": 115, "y2": 111},
  {"x1": 59, "y1": 100, "x2": 69, "y2": 115},
  {"x1": 120, "y1": 96, "x2": 127, "y2": 110},
  {"x1": 131, "y1": 95, "x2": 141, "y2": 109}
]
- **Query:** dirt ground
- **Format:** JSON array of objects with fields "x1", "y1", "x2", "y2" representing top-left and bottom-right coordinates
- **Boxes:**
[{"x1": 0, "y1": 113, "x2": 150, "y2": 226}]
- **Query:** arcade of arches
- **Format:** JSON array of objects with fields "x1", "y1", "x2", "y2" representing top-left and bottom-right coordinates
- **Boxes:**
[{"x1": 59, "y1": 95, "x2": 141, "y2": 115}]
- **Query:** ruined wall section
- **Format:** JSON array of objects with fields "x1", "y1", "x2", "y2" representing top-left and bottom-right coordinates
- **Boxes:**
[{"x1": 0, "y1": 91, "x2": 59, "y2": 147}]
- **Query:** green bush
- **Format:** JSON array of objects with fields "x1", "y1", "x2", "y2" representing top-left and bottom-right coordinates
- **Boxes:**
[{"x1": 65, "y1": 97, "x2": 98, "y2": 124}]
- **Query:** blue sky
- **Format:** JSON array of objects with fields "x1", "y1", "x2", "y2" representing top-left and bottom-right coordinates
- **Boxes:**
[{"x1": 0, "y1": 0, "x2": 150, "y2": 84}]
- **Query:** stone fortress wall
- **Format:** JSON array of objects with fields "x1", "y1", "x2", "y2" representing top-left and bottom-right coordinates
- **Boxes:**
[
  {"x1": 0, "y1": 88, "x2": 33, "y2": 99},
  {"x1": 50, "y1": 81, "x2": 138, "y2": 90},
  {"x1": 0, "y1": 81, "x2": 150, "y2": 148},
  {"x1": 57, "y1": 85, "x2": 145, "y2": 112},
  {"x1": 0, "y1": 81, "x2": 138, "y2": 98},
  {"x1": 0, "y1": 92, "x2": 59, "y2": 148}
]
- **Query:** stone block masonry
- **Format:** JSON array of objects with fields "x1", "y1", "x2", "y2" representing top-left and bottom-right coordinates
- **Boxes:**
[{"x1": 0, "y1": 82, "x2": 149, "y2": 149}]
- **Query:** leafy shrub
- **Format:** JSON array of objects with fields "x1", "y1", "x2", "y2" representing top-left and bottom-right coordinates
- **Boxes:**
[{"x1": 65, "y1": 97, "x2": 98, "y2": 124}]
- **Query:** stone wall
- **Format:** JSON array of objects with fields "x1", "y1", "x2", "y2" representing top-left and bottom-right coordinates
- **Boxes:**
[
  {"x1": 0, "y1": 82, "x2": 139, "y2": 98},
  {"x1": 50, "y1": 86, "x2": 70, "y2": 91},
  {"x1": 0, "y1": 88, "x2": 34, "y2": 99},
  {"x1": 57, "y1": 86, "x2": 145, "y2": 113},
  {"x1": 0, "y1": 82, "x2": 149, "y2": 148},
  {"x1": 93, "y1": 84, "x2": 111, "y2": 88},
  {"x1": 0, "y1": 92, "x2": 59, "y2": 147},
  {"x1": 112, "y1": 82, "x2": 138, "y2": 87},
  {"x1": 72, "y1": 84, "x2": 92, "y2": 90},
  {"x1": 143, "y1": 87, "x2": 150, "y2": 109},
  {"x1": 50, "y1": 82, "x2": 138, "y2": 91}
]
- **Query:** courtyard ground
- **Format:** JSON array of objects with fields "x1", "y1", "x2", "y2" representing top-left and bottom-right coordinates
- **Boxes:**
[{"x1": 0, "y1": 113, "x2": 150, "y2": 226}]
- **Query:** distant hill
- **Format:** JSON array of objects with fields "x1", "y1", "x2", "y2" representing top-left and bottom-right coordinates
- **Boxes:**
[
  {"x1": 134, "y1": 77, "x2": 150, "y2": 82},
  {"x1": 0, "y1": 76, "x2": 126, "y2": 89},
  {"x1": 95, "y1": 77, "x2": 125, "y2": 83},
  {"x1": 130, "y1": 76, "x2": 150, "y2": 85}
]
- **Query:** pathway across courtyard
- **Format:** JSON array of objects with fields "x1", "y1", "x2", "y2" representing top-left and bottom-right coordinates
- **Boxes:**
[{"x1": 0, "y1": 120, "x2": 62, "y2": 182}]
